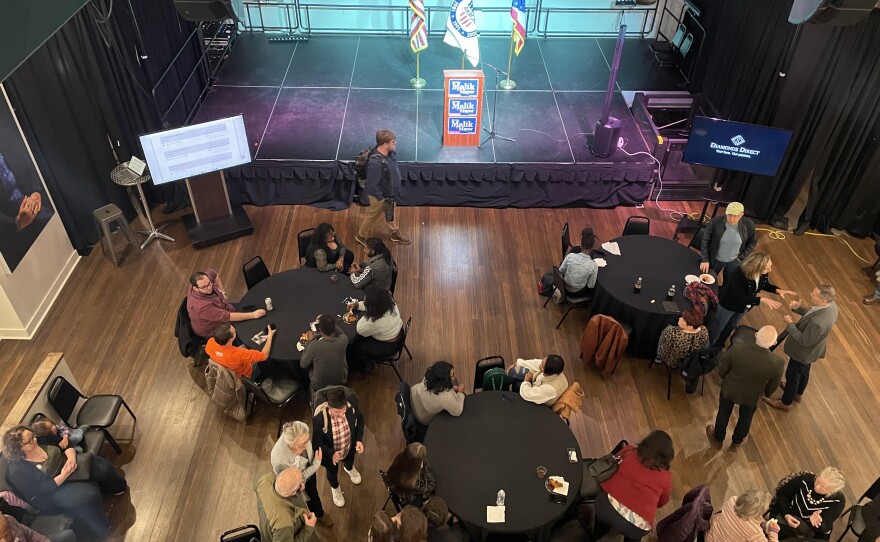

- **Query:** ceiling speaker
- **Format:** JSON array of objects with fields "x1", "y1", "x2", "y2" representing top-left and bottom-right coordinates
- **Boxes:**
[{"x1": 789, "y1": 0, "x2": 876, "y2": 25}]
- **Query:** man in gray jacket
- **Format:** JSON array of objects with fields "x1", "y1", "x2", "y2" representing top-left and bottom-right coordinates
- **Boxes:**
[
  {"x1": 706, "y1": 325, "x2": 783, "y2": 449},
  {"x1": 300, "y1": 314, "x2": 349, "y2": 399},
  {"x1": 764, "y1": 284, "x2": 838, "y2": 410}
]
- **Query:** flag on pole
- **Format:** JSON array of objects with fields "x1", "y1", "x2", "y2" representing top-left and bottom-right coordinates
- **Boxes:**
[
  {"x1": 511, "y1": 0, "x2": 526, "y2": 56},
  {"x1": 443, "y1": 0, "x2": 480, "y2": 67},
  {"x1": 409, "y1": 0, "x2": 428, "y2": 53}
]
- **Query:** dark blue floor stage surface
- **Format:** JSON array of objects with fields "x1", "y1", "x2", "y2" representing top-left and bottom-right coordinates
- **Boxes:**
[{"x1": 193, "y1": 34, "x2": 688, "y2": 209}]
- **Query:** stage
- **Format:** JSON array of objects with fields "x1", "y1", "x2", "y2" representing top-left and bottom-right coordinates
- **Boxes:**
[{"x1": 192, "y1": 34, "x2": 690, "y2": 209}]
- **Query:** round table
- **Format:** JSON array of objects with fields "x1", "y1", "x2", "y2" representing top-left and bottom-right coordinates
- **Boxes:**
[
  {"x1": 425, "y1": 392, "x2": 582, "y2": 542},
  {"x1": 592, "y1": 235, "x2": 709, "y2": 358},
  {"x1": 235, "y1": 267, "x2": 361, "y2": 362}
]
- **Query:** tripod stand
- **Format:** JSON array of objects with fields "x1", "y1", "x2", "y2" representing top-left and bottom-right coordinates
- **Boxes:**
[{"x1": 478, "y1": 59, "x2": 515, "y2": 149}]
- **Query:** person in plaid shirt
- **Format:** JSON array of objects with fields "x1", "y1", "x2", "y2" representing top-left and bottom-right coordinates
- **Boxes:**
[{"x1": 312, "y1": 388, "x2": 365, "y2": 508}]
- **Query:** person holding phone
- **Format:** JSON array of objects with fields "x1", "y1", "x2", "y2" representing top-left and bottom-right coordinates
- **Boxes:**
[
  {"x1": 205, "y1": 322, "x2": 278, "y2": 380},
  {"x1": 767, "y1": 467, "x2": 846, "y2": 541}
]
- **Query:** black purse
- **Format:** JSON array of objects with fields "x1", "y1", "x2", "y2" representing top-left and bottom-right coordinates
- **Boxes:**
[
  {"x1": 65, "y1": 452, "x2": 93, "y2": 482},
  {"x1": 587, "y1": 447, "x2": 634, "y2": 482}
]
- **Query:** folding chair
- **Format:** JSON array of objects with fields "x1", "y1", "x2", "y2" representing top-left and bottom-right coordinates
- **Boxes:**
[
  {"x1": 473, "y1": 355, "x2": 505, "y2": 393},
  {"x1": 242, "y1": 256, "x2": 271, "y2": 290}
]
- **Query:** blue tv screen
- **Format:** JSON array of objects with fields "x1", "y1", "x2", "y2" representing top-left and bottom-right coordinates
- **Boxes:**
[{"x1": 683, "y1": 117, "x2": 793, "y2": 177}]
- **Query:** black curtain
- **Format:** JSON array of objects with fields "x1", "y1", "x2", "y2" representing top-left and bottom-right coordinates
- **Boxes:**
[{"x1": 3, "y1": 0, "x2": 203, "y2": 253}]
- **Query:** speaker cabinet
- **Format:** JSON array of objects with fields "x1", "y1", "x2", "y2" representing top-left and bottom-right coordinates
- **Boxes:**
[
  {"x1": 174, "y1": 0, "x2": 236, "y2": 22},
  {"x1": 591, "y1": 118, "x2": 623, "y2": 158},
  {"x1": 789, "y1": 0, "x2": 875, "y2": 26}
]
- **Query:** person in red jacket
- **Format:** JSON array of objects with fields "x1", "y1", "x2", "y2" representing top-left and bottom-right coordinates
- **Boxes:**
[{"x1": 594, "y1": 430, "x2": 674, "y2": 542}]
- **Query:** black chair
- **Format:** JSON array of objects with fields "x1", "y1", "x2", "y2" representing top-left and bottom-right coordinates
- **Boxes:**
[
  {"x1": 561, "y1": 222, "x2": 572, "y2": 262},
  {"x1": 395, "y1": 380, "x2": 427, "y2": 444},
  {"x1": 687, "y1": 226, "x2": 705, "y2": 252},
  {"x1": 655, "y1": 32, "x2": 694, "y2": 68},
  {"x1": 836, "y1": 475, "x2": 880, "y2": 542},
  {"x1": 543, "y1": 266, "x2": 592, "y2": 329},
  {"x1": 241, "y1": 375, "x2": 301, "y2": 437},
  {"x1": 368, "y1": 317, "x2": 412, "y2": 382},
  {"x1": 390, "y1": 259, "x2": 399, "y2": 296},
  {"x1": 481, "y1": 367, "x2": 511, "y2": 391},
  {"x1": 649, "y1": 22, "x2": 687, "y2": 55},
  {"x1": 47, "y1": 376, "x2": 137, "y2": 455},
  {"x1": 297, "y1": 228, "x2": 316, "y2": 267},
  {"x1": 473, "y1": 355, "x2": 505, "y2": 393},
  {"x1": 380, "y1": 469, "x2": 404, "y2": 513},
  {"x1": 175, "y1": 298, "x2": 208, "y2": 367},
  {"x1": 220, "y1": 525, "x2": 261, "y2": 542},
  {"x1": 242, "y1": 256, "x2": 270, "y2": 290},
  {"x1": 622, "y1": 216, "x2": 651, "y2": 236}
]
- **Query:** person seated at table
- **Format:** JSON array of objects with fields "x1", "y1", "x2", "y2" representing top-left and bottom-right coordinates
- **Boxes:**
[
  {"x1": 369, "y1": 511, "x2": 399, "y2": 542},
  {"x1": 507, "y1": 356, "x2": 568, "y2": 405},
  {"x1": 3, "y1": 425, "x2": 128, "y2": 541},
  {"x1": 350, "y1": 237, "x2": 394, "y2": 291},
  {"x1": 206, "y1": 323, "x2": 277, "y2": 380},
  {"x1": 410, "y1": 361, "x2": 466, "y2": 425},
  {"x1": 592, "y1": 430, "x2": 673, "y2": 542},
  {"x1": 705, "y1": 489, "x2": 780, "y2": 542},
  {"x1": 306, "y1": 222, "x2": 355, "y2": 273},
  {"x1": 386, "y1": 443, "x2": 436, "y2": 508},
  {"x1": 655, "y1": 309, "x2": 709, "y2": 370},
  {"x1": 699, "y1": 201, "x2": 757, "y2": 277},
  {"x1": 270, "y1": 421, "x2": 330, "y2": 526},
  {"x1": 767, "y1": 467, "x2": 846, "y2": 541},
  {"x1": 187, "y1": 269, "x2": 266, "y2": 338},
  {"x1": 708, "y1": 251, "x2": 794, "y2": 347},
  {"x1": 347, "y1": 285, "x2": 403, "y2": 370},
  {"x1": 300, "y1": 314, "x2": 349, "y2": 398},
  {"x1": 423, "y1": 496, "x2": 470, "y2": 542},
  {"x1": 559, "y1": 227, "x2": 599, "y2": 297},
  {"x1": 395, "y1": 505, "x2": 429, "y2": 542}
]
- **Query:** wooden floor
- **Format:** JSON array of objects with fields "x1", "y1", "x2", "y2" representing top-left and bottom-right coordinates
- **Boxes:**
[{"x1": 1, "y1": 201, "x2": 878, "y2": 542}]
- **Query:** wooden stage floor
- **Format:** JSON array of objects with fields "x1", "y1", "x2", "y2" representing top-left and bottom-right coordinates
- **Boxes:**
[{"x1": 0, "y1": 202, "x2": 878, "y2": 541}]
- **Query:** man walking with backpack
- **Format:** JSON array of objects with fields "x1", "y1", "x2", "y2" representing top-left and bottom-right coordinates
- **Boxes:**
[{"x1": 355, "y1": 129, "x2": 412, "y2": 246}]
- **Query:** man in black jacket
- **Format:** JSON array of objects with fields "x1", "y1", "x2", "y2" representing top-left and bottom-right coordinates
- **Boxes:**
[
  {"x1": 312, "y1": 387, "x2": 365, "y2": 508},
  {"x1": 355, "y1": 129, "x2": 412, "y2": 246},
  {"x1": 699, "y1": 201, "x2": 757, "y2": 277}
]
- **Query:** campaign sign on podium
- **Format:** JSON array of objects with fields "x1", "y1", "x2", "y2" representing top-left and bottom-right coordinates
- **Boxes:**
[{"x1": 443, "y1": 70, "x2": 484, "y2": 146}]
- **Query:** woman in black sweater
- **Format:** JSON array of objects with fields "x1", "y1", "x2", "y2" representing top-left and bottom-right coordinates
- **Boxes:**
[
  {"x1": 768, "y1": 468, "x2": 846, "y2": 541},
  {"x1": 306, "y1": 222, "x2": 355, "y2": 273},
  {"x1": 709, "y1": 251, "x2": 795, "y2": 346}
]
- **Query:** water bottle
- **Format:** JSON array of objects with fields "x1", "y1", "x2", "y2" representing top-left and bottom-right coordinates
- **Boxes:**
[
  {"x1": 265, "y1": 297, "x2": 273, "y2": 311},
  {"x1": 667, "y1": 284, "x2": 676, "y2": 300},
  {"x1": 496, "y1": 490, "x2": 505, "y2": 506},
  {"x1": 634, "y1": 277, "x2": 643, "y2": 294}
]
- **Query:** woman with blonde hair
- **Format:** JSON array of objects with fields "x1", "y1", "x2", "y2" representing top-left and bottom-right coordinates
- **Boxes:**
[
  {"x1": 709, "y1": 251, "x2": 795, "y2": 347},
  {"x1": 706, "y1": 489, "x2": 780, "y2": 542},
  {"x1": 768, "y1": 467, "x2": 846, "y2": 541},
  {"x1": 270, "y1": 421, "x2": 331, "y2": 526},
  {"x1": 386, "y1": 442, "x2": 436, "y2": 508}
]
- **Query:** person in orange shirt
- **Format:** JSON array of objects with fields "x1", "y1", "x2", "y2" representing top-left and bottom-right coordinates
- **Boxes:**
[{"x1": 206, "y1": 322, "x2": 276, "y2": 379}]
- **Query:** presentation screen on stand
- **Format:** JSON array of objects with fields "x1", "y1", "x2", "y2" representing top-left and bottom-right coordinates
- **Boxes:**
[
  {"x1": 683, "y1": 116, "x2": 793, "y2": 177},
  {"x1": 139, "y1": 115, "x2": 251, "y2": 185}
]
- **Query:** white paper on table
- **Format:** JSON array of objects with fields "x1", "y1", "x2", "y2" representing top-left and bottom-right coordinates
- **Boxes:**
[
  {"x1": 486, "y1": 505, "x2": 506, "y2": 523},
  {"x1": 601, "y1": 242, "x2": 621, "y2": 256},
  {"x1": 594, "y1": 258, "x2": 607, "y2": 268},
  {"x1": 549, "y1": 476, "x2": 570, "y2": 496}
]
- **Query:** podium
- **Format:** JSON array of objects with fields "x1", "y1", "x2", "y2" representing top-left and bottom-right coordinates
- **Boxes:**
[
  {"x1": 182, "y1": 170, "x2": 253, "y2": 248},
  {"x1": 442, "y1": 70, "x2": 485, "y2": 146}
]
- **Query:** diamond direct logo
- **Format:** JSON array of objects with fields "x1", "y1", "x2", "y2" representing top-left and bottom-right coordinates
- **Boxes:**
[{"x1": 731, "y1": 135, "x2": 745, "y2": 146}]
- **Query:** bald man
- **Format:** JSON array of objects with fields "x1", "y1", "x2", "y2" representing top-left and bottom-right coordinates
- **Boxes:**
[
  {"x1": 254, "y1": 467, "x2": 319, "y2": 542},
  {"x1": 706, "y1": 325, "x2": 784, "y2": 450}
]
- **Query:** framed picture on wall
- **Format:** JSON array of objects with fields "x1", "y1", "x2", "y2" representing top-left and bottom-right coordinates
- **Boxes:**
[{"x1": 0, "y1": 86, "x2": 55, "y2": 274}]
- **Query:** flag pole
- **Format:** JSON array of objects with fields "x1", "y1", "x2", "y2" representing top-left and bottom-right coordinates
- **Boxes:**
[
  {"x1": 500, "y1": 31, "x2": 516, "y2": 90},
  {"x1": 410, "y1": 50, "x2": 426, "y2": 89},
  {"x1": 461, "y1": 54, "x2": 465, "y2": 70}
]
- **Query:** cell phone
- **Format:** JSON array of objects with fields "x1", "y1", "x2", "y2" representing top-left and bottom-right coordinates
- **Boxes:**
[
  {"x1": 567, "y1": 448, "x2": 578, "y2": 463},
  {"x1": 268, "y1": 323, "x2": 277, "y2": 331},
  {"x1": 501, "y1": 392, "x2": 516, "y2": 403},
  {"x1": 241, "y1": 304, "x2": 257, "y2": 311},
  {"x1": 549, "y1": 493, "x2": 566, "y2": 505}
]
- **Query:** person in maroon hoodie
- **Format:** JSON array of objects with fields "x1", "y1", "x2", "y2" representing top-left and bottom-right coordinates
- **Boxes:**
[{"x1": 594, "y1": 430, "x2": 674, "y2": 542}]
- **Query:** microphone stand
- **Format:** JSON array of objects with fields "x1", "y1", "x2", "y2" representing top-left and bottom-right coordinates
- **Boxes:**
[{"x1": 478, "y1": 58, "x2": 515, "y2": 149}]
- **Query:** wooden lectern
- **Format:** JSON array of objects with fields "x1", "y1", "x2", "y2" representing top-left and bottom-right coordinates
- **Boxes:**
[
  {"x1": 442, "y1": 70, "x2": 485, "y2": 146},
  {"x1": 182, "y1": 170, "x2": 253, "y2": 248}
]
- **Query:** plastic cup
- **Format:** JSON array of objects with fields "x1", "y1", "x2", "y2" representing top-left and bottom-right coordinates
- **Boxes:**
[
  {"x1": 330, "y1": 273, "x2": 339, "y2": 283},
  {"x1": 536, "y1": 466, "x2": 547, "y2": 479}
]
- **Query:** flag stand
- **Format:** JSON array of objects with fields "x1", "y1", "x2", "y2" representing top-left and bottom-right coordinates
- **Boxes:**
[
  {"x1": 410, "y1": 51, "x2": 426, "y2": 89},
  {"x1": 500, "y1": 33, "x2": 516, "y2": 90}
]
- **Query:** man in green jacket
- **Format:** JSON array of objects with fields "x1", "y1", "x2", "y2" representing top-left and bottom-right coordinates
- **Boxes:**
[{"x1": 255, "y1": 467, "x2": 319, "y2": 542}]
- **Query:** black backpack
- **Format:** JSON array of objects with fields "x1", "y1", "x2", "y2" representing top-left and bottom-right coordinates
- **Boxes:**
[{"x1": 354, "y1": 147, "x2": 375, "y2": 183}]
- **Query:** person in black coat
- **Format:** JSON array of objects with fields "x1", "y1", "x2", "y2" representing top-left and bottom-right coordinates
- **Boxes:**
[
  {"x1": 860, "y1": 497, "x2": 880, "y2": 542},
  {"x1": 312, "y1": 388, "x2": 365, "y2": 509},
  {"x1": 769, "y1": 468, "x2": 846, "y2": 541},
  {"x1": 708, "y1": 251, "x2": 794, "y2": 346},
  {"x1": 699, "y1": 202, "x2": 757, "y2": 277}
]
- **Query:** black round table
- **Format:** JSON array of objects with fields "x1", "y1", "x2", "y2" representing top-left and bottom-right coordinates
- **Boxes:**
[
  {"x1": 425, "y1": 391, "x2": 582, "y2": 542},
  {"x1": 592, "y1": 235, "x2": 709, "y2": 358},
  {"x1": 235, "y1": 267, "x2": 361, "y2": 362}
]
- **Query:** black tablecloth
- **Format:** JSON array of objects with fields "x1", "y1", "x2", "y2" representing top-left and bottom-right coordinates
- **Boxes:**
[
  {"x1": 592, "y1": 235, "x2": 707, "y2": 358},
  {"x1": 425, "y1": 392, "x2": 583, "y2": 542},
  {"x1": 235, "y1": 268, "x2": 361, "y2": 361}
]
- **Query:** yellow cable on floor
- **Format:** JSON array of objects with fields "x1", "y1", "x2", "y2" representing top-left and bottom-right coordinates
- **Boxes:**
[{"x1": 755, "y1": 227, "x2": 872, "y2": 263}]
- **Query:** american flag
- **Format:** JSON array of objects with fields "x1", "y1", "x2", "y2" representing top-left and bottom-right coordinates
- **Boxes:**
[
  {"x1": 511, "y1": 0, "x2": 526, "y2": 55},
  {"x1": 409, "y1": 0, "x2": 428, "y2": 53}
]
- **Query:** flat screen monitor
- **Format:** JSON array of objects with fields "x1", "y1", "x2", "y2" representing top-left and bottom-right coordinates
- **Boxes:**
[
  {"x1": 683, "y1": 116, "x2": 793, "y2": 177},
  {"x1": 139, "y1": 115, "x2": 251, "y2": 185}
]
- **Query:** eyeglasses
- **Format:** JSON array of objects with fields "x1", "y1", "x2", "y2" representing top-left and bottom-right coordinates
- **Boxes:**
[
  {"x1": 21, "y1": 435, "x2": 34, "y2": 446},
  {"x1": 196, "y1": 282, "x2": 213, "y2": 292}
]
